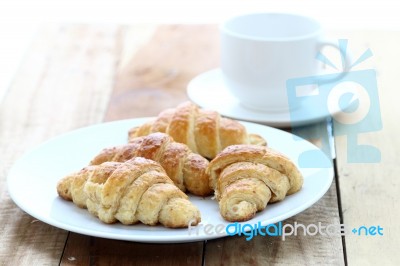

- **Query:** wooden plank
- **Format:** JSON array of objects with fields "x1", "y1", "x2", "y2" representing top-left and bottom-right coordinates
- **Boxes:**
[
  {"x1": 61, "y1": 233, "x2": 203, "y2": 266},
  {"x1": 334, "y1": 31, "x2": 400, "y2": 265},
  {"x1": 0, "y1": 24, "x2": 120, "y2": 265},
  {"x1": 61, "y1": 24, "x2": 220, "y2": 266},
  {"x1": 104, "y1": 24, "x2": 220, "y2": 121}
]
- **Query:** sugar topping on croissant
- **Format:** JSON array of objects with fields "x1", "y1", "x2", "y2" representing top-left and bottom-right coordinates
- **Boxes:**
[
  {"x1": 207, "y1": 144, "x2": 303, "y2": 222},
  {"x1": 57, "y1": 157, "x2": 201, "y2": 228},
  {"x1": 90, "y1": 132, "x2": 212, "y2": 196},
  {"x1": 128, "y1": 101, "x2": 267, "y2": 159}
]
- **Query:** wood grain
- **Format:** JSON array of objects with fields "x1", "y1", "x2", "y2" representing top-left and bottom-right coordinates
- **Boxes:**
[
  {"x1": 0, "y1": 24, "x2": 120, "y2": 265},
  {"x1": 104, "y1": 24, "x2": 219, "y2": 121},
  {"x1": 333, "y1": 31, "x2": 400, "y2": 265},
  {"x1": 61, "y1": 233, "x2": 203, "y2": 266}
]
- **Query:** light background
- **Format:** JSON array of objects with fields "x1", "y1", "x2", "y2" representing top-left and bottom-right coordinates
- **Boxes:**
[{"x1": 1, "y1": 0, "x2": 400, "y2": 103}]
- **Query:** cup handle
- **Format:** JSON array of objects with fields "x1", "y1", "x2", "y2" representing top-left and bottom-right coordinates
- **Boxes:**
[{"x1": 315, "y1": 40, "x2": 352, "y2": 83}]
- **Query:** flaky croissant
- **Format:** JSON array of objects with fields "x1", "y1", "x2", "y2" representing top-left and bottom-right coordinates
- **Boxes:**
[
  {"x1": 207, "y1": 145, "x2": 303, "y2": 222},
  {"x1": 90, "y1": 132, "x2": 212, "y2": 196},
  {"x1": 128, "y1": 101, "x2": 267, "y2": 159},
  {"x1": 57, "y1": 157, "x2": 201, "y2": 228}
]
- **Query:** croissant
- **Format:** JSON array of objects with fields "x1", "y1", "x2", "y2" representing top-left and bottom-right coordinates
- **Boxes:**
[
  {"x1": 128, "y1": 101, "x2": 267, "y2": 159},
  {"x1": 57, "y1": 157, "x2": 201, "y2": 228},
  {"x1": 206, "y1": 145, "x2": 303, "y2": 222},
  {"x1": 90, "y1": 132, "x2": 212, "y2": 196}
]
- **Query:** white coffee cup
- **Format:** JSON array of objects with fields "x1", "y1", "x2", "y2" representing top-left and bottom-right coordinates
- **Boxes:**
[{"x1": 220, "y1": 13, "x2": 349, "y2": 112}]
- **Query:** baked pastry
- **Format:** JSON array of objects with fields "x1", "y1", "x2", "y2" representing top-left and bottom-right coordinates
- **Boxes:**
[
  {"x1": 207, "y1": 145, "x2": 303, "y2": 222},
  {"x1": 57, "y1": 157, "x2": 201, "y2": 228},
  {"x1": 90, "y1": 132, "x2": 212, "y2": 196},
  {"x1": 128, "y1": 101, "x2": 267, "y2": 159}
]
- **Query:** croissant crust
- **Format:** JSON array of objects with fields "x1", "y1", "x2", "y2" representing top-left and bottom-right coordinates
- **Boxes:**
[
  {"x1": 207, "y1": 144, "x2": 303, "y2": 222},
  {"x1": 128, "y1": 101, "x2": 266, "y2": 159},
  {"x1": 57, "y1": 157, "x2": 201, "y2": 228},
  {"x1": 90, "y1": 132, "x2": 212, "y2": 196}
]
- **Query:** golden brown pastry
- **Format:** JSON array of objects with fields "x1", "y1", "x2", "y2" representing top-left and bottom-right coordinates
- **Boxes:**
[
  {"x1": 57, "y1": 157, "x2": 201, "y2": 228},
  {"x1": 206, "y1": 145, "x2": 303, "y2": 222},
  {"x1": 90, "y1": 132, "x2": 212, "y2": 196},
  {"x1": 128, "y1": 101, "x2": 267, "y2": 159}
]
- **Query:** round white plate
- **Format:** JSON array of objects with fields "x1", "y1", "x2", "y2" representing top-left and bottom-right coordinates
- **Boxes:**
[
  {"x1": 187, "y1": 68, "x2": 341, "y2": 127},
  {"x1": 7, "y1": 118, "x2": 333, "y2": 243}
]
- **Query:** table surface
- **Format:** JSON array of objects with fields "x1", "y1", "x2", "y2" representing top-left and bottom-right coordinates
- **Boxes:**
[{"x1": 0, "y1": 24, "x2": 398, "y2": 266}]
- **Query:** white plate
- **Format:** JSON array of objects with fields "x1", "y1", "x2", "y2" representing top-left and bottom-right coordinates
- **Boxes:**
[
  {"x1": 7, "y1": 118, "x2": 333, "y2": 243},
  {"x1": 187, "y1": 68, "x2": 342, "y2": 127}
]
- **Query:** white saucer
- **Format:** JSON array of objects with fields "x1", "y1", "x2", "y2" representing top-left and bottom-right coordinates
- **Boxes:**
[{"x1": 187, "y1": 68, "x2": 339, "y2": 127}]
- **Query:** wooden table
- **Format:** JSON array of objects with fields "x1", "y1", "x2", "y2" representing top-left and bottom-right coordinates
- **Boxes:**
[{"x1": 0, "y1": 24, "x2": 398, "y2": 265}]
